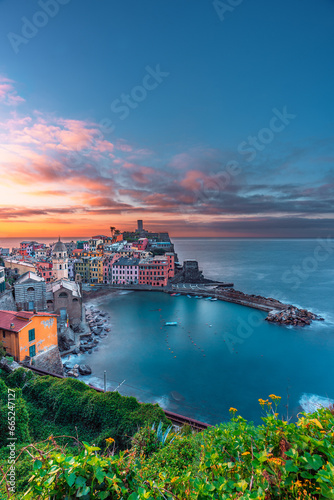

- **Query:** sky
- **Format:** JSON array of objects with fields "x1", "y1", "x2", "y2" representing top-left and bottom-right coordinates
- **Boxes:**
[{"x1": 0, "y1": 0, "x2": 333, "y2": 238}]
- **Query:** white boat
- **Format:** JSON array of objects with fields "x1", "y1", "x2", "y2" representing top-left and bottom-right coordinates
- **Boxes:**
[
  {"x1": 165, "y1": 321, "x2": 178, "y2": 326},
  {"x1": 210, "y1": 297, "x2": 218, "y2": 301}
]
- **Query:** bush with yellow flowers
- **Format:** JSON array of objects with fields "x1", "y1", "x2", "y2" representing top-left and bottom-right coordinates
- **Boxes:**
[{"x1": 2, "y1": 394, "x2": 334, "y2": 499}]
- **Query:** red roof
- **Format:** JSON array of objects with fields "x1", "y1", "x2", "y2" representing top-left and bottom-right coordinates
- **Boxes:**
[{"x1": 0, "y1": 310, "x2": 58, "y2": 333}]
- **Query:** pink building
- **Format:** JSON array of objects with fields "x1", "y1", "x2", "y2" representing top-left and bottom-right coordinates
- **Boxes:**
[
  {"x1": 36, "y1": 262, "x2": 53, "y2": 282},
  {"x1": 104, "y1": 254, "x2": 121, "y2": 284},
  {"x1": 112, "y1": 257, "x2": 139, "y2": 284},
  {"x1": 166, "y1": 253, "x2": 175, "y2": 278},
  {"x1": 132, "y1": 238, "x2": 148, "y2": 252}
]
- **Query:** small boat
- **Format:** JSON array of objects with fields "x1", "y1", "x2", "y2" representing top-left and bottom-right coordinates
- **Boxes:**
[
  {"x1": 165, "y1": 321, "x2": 178, "y2": 326},
  {"x1": 170, "y1": 293, "x2": 176, "y2": 296},
  {"x1": 187, "y1": 295, "x2": 192, "y2": 298},
  {"x1": 174, "y1": 293, "x2": 181, "y2": 296},
  {"x1": 210, "y1": 298, "x2": 218, "y2": 301},
  {"x1": 205, "y1": 297, "x2": 212, "y2": 300}
]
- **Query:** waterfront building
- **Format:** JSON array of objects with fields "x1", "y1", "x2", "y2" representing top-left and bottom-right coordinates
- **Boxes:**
[
  {"x1": 52, "y1": 238, "x2": 68, "y2": 281},
  {"x1": 46, "y1": 280, "x2": 82, "y2": 327},
  {"x1": 89, "y1": 257, "x2": 100, "y2": 283},
  {"x1": 112, "y1": 257, "x2": 139, "y2": 284},
  {"x1": 0, "y1": 248, "x2": 10, "y2": 257},
  {"x1": 0, "y1": 266, "x2": 5, "y2": 293},
  {"x1": 74, "y1": 257, "x2": 90, "y2": 282},
  {"x1": 103, "y1": 254, "x2": 121, "y2": 284},
  {"x1": 14, "y1": 272, "x2": 46, "y2": 311},
  {"x1": 166, "y1": 252, "x2": 175, "y2": 278},
  {"x1": 138, "y1": 256, "x2": 169, "y2": 287},
  {"x1": 0, "y1": 310, "x2": 58, "y2": 362}
]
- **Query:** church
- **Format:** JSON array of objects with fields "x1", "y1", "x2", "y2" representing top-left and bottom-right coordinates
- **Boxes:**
[{"x1": 52, "y1": 238, "x2": 68, "y2": 280}]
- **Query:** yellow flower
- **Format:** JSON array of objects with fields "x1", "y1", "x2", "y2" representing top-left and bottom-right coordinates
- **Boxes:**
[
  {"x1": 241, "y1": 451, "x2": 250, "y2": 456},
  {"x1": 269, "y1": 394, "x2": 281, "y2": 400},
  {"x1": 106, "y1": 437, "x2": 115, "y2": 444},
  {"x1": 229, "y1": 407, "x2": 237, "y2": 412}
]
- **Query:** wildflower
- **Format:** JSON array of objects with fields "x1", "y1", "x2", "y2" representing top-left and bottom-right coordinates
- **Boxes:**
[
  {"x1": 106, "y1": 437, "x2": 115, "y2": 444},
  {"x1": 269, "y1": 394, "x2": 281, "y2": 400},
  {"x1": 229, "y1": 407, "x2": 237, "y2": 412},
  {"x1": 241, "y1": 452, "x2": 250, "y2": 456}
]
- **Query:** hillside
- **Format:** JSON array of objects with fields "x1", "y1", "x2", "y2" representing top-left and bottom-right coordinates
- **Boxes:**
[{"x1": 0, "y1": 369, "x2": 333, "y2": 499}]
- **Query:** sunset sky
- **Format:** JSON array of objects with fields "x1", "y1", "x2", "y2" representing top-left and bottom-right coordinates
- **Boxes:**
[{"x1": 0, "y1": 0, "x2": 333, "y2": 237}]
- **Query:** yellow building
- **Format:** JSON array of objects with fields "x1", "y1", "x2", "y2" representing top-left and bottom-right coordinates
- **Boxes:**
[
  {"x1": 98, "y1": 258, "x2": 104, "y2": 284},
  {"x1": 0, "y1": 310, "x2": 58, "y2": 362},
  {"x1": 4, "y1": 259, "x2": 36, "y2": 276}
]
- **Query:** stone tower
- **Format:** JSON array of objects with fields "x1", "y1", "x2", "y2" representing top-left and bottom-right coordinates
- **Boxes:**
[{"x1": 52, "y1": 237, "x2": 68, "y2": 281}]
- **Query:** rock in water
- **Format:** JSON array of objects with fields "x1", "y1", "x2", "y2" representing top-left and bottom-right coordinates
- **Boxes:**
[{"x1": 78, "y1": 364, "x2": 92, "y2": 375}]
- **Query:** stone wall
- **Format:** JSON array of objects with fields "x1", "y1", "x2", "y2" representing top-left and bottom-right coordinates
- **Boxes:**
[
  {"x1": 0, "y1": 289, "x2": 16, "y2": 311},
  {"x1": 32, "y1": 345, "x2": 64, "y2": 376}
]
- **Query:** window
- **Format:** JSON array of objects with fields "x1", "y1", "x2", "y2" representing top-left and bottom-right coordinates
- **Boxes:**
[
  {"x1": 28, "y1": 328, "x2": 35, "y2": 342},
  {"x1": 29, "y1": 344, "x2": 36, "y2": 357},
  {"x1": 59, "y1": 292, "x2": 68, "y2": 298},
  {"x1": 27, "y1": 287, "x2": 35, "y2": 292}
]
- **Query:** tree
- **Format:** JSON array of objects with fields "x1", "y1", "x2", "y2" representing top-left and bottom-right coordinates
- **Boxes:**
[{"x1": 110, "y1": 226, "x2": 116, "y2": 237}]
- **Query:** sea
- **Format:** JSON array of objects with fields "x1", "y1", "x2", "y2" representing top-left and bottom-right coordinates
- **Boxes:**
[{"x1": 2, "y1": 237, "x2": 334, "y2": 425}]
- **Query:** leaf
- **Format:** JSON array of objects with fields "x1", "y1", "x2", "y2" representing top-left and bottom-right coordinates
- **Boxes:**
[
  {"x1": 66, "y1": 472, "x2": 76, "y2": 487},
  {"x1": 310, "y1": 418, "x2": 323, "y2": 429},
  {"x1": 285, "y1": 460, "x2": 299, "y2": 473},
  {"x1": 75, "y1": 476, "x2": 87, "y2": 487},
  {"x1": 33, "y1": 460, "x2": 42, "y2": 470},
  {"x1": 95, "y1": 467, "x2": 106, "y2": 483}
]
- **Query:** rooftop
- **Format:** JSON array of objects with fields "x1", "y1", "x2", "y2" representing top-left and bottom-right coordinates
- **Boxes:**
[
  {"x1": 15, "y1": 271, "x2": 45, "y2": 284},
  {"x1": 0, "y1": 310, "x2": 58, "y2": 333}
]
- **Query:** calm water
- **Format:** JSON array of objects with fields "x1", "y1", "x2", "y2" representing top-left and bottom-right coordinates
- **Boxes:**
[{"x1": 66, "y1": 238, "x2": 334, "y2": 425}]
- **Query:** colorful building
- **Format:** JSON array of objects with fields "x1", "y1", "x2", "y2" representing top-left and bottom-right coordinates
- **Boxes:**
[
  {"x1": 112, "y1": 257, "x2": 139, "y2": 284},
  {"x1": 0, "y1": 310, "x2": 58, "y2": 362},
  {"x1": 74, "y1": 257, "x2": 90, "y2": 282},
  {"x1": 36, "y1": 262, "x2": 53, "y2": 282},
  {"x1": 138, "y1": 256, "x2": 169, "y2": 287}
]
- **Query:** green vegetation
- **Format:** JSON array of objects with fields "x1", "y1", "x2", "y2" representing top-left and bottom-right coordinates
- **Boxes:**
[{"x1": 1, "y1": 370, "x2": 334, "y2": 499}]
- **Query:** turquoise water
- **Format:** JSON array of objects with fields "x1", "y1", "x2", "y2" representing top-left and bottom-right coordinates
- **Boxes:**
[{"x1": 75, "y1": 238, "x2": 334, "y2": 425}]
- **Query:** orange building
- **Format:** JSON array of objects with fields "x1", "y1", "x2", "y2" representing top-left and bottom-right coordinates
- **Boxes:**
[{"x1": 0, "y1": 310, "x2": 58, "y2": 362}]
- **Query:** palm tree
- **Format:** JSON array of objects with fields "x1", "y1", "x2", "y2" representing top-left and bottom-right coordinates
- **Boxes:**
[{"x1": 110, "y1": 226, "x2": 116, "y2": 237}]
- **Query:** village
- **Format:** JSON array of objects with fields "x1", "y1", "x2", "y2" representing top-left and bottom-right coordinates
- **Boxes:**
[{"x1": 0, "y1": 220, "x2": 211, "y2": 376}]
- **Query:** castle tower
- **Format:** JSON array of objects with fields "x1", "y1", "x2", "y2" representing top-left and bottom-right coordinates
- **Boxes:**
[{"x1": 52, "y1": 237, "x2": 68, "y2": 281}]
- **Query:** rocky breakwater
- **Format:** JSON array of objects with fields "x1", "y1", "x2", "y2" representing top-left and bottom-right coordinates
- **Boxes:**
[
  {"x1": 63, "y1": 304, "x2": 112, "y2": 378},
  {"x1": 265, "y1": 306, "x2": 324, "y2": 327},
  {"x1": 215, "y1": 287, "x2": 287, "y2": 311}
]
